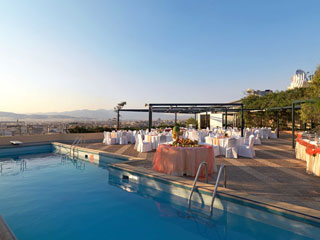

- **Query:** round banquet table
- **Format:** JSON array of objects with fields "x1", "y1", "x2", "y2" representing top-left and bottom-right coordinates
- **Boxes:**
[
  {"x1": 152, "y1": 144, "x2": 215, "y2": 177},
  {"x1": 295, "y1": 136, "x2": 320, "y2": 176}
]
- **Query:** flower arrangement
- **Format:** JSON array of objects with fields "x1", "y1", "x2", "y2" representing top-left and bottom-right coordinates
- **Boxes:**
[{"x1": 171, "y1": 138, "x2": 200, "y2": 147}]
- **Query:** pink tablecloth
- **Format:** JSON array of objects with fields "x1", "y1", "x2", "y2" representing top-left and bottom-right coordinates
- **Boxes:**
[{"x1": 152, "y1": 144, "x2": 215, "y2": 177}]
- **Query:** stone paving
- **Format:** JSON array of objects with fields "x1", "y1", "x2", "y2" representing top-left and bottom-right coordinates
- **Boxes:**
[{"x1": 81, "y1": 133, "x2": 320, "y2": 213}]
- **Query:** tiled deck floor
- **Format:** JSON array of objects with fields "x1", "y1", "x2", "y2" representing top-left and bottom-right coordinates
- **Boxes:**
[{"x1": 82, "y1": 133, "x2": 320, "y2": 212}]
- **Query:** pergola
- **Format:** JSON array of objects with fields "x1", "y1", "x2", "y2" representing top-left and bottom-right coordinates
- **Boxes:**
[
  {"x1": 116, "y1": 99, "x2": 318, "y2": 149},
  {"x1": 117, "y1": 102, "x2": 254, "y2": 137},
  {"x1": 267, "y1": 99, "x2": 316, "y2": 148},
  {"x1": 266, "y1": 105, "x2": 301, "y2": 148}
]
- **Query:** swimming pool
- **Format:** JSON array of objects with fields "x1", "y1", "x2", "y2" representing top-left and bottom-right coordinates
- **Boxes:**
[{"x1": 0, "y1": 151, "x2": 319, "y2": 239}]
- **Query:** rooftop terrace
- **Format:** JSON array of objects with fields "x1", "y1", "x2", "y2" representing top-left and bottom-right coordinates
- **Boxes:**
[{"x1": 80, "y1": 133, "x2": 320, "y2": 217}]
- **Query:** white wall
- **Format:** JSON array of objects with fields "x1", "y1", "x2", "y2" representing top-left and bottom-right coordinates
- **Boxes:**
[
  {"x1": 210, "y1": 113, "x2": 223, "y2": 128},
  {"x1": 197, "y1": 112, "x2": 223, "y2": 129}
]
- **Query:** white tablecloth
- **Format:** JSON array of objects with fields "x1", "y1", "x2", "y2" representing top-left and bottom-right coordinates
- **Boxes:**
[
  {"x1": 205, "y1": 136, "x2": 244, "y2": 147},
  {"x1": 145, "y1": 134, "x2": 173, "y2": 150}
]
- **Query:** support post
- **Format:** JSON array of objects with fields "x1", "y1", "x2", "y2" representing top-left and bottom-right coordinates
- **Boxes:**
[
  {"x1": 241, "y1": 104, "x2": 244, "y2": 137},
  {"x1": 292, "y1": 103, "x2": 295, "y2": 149},
  {"x1": 194, "y1": 113, "x2": 197, "y2": 120},
  {"x1": 174, "y1": 112, "x2": 177, "y2": 125},
  {"x1": 276, "y1": 111, "x2": 280, "y2": 138},
  {"x1": 224, "y1": 166, "x2": 227, "y2": 188},
  {"x1": 205, "y1": 111, "x2": 208, "y2": 129},
  {"x1": 117, "y1": 110, "x2": 120, "y2": 130},
  {"x1": 235, "y1": 113, "x2": 238, "y2": 127},
  {"x1": 221, "y1": 113, "x2": 224, "y2": 128},
  {"x1": 225, "y1": 108, "x2": 227, "y2": 128},
  {"x1": 233, "y1": 113, "x2": 235, "y2": 127},
  {"x1": 148, "y1": 106, "x2": 152, "y2": 132}
]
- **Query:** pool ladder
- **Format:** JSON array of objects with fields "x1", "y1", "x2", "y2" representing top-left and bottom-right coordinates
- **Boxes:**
[
  {"x1": 188, "y1": 162, "x2": 226, "y2": 215},
  {"x1": 69, "y1": 137, "x2": 85, "y2": 158}
]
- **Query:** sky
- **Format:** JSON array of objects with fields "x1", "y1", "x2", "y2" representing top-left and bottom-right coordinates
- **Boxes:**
[{"x1": 0, "y1": 0, "x2": 319, "y2": 113}]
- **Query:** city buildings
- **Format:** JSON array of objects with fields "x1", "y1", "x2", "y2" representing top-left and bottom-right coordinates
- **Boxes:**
[{"x1": 246, "y1": 89, "x2": 273, "y2": 97}]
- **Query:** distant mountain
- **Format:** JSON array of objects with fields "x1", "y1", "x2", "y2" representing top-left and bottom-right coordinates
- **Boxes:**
[
  {"x1": 45, "y1": 109, "x2": 114, "y2": 120},
  {"x1": 49, "y1": 109, "x2": 190, "y2": 121},
  {"x1": 43, "y1": 109, "x2": 178, "y2": 120},
  {"x1": 0, "y1": 109, "x2": 190, "y2": 121},
  {"x1": 0, "y1": 111, "x2": 79, "y2": 121},
  {"x1": 0, "y1": 111, "x2": 25, "y2": 119}
]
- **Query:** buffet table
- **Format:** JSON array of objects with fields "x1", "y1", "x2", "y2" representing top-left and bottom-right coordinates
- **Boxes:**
[
  {"x1": 152, "y1": 144, "x2": 216, "y2": 177},
  {"x1": 295, "y1": 135, "x2": 320, "y2": 176}
]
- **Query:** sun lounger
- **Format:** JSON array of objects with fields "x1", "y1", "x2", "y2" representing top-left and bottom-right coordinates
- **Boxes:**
[{"x1": 10, "y1": 141, "x2": 23, "y2": 145}]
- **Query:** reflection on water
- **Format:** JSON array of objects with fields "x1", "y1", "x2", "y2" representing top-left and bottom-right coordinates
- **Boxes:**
[
  {"x1": 61, "y1": 156, "x2": 86, "y2": 171},
  {"x1": 0, "y1": 154, "x2": 86, "y2": 176},
  {"x1": 107, "y1": 167, "x2": 232, "y2": 239},
  {"x1": 107, "y1": 167, "x2": 320, "y2": 240}
]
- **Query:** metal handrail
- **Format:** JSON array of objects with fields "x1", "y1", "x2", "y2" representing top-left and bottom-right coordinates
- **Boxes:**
[
  {"x1": 69, "y1": 137, "x2": 80, "y2": 151},
  {"x1": 69, "y1": 137, "x2": 83, "y2": 157},
  {"x1": 188, "y1": 161, "x2": 208, "y2": 207},
  {"x1": 210, "y1": 163, "x2": 225, "y2": 214},
  {"x1": 66, "y1": 137, "x2": 78, "y2": 155},
  {"x1": 73, "y1": 137, "x2": 82, "y2": 146}
]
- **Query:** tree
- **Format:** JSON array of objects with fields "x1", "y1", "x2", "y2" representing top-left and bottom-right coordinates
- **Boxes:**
[
  {"x1": 186, "y1": 118, "x2": 198, "y2": 128},
  {"x1": 241, "y1": 84, "x2": 308, "y2": 128},
  {"x1": 300, "y1": 65, "x2": 320, "y2": 124}
]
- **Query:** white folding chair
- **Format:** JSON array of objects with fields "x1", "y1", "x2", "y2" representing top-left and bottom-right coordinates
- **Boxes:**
[
  {"x1": 225, "y1": 138, "x2": 238, "y2": 158},
  {"x1": 103, "y1": 131, "x2": 108, "y2": 144},
  {"x1": 137, "y1": 134, "x2": 152, "y2": 152},
  {"x1": 238, "y1": 135, "x2": 255, "y2": 158},
  {"x1": 254, "y1": 133, "x2": 262, "y2": 145},
  {"x1": 270, "y1": 129, "x2": 277, "y2": 139}
]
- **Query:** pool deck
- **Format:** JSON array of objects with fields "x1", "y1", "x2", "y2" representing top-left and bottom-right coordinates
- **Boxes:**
[{"x1": 80, "y1": 133, "x2": 320, "y2": 220}]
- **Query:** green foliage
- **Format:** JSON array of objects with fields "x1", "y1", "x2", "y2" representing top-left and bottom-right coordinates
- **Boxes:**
[
  {"x1": 186, "y1": 117, "x2": 198, "y2": 127},
  {"x1": 242, "y1": 88, "x2": 307, "y2": 109},
  {"x1": 67, "y1": 126, "x2": 114, "y2": 133},
  {"x1": 300, "y1": 102, "x2": 320, "y2": 123},
  {"x1": 241, "y1": 83, "x2": 309, "y2": 128},
  {"x1": 306, "y1": 66, "x2": 320, "y2": 97},
  {"x1": 300, "y1": 66, "x2": 320, "y2": 124}
]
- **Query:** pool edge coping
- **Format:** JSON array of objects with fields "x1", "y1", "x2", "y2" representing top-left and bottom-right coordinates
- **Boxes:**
[
  {"x1": 0, "y1": 215, "x2": 17, "y2": 240},
  {"x1": 108, "y1": 160, "x2": 320, "y2": 225}
]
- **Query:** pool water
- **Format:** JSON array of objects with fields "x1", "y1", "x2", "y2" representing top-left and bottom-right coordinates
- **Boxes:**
[{"x1": 0, "y1": 154, "x2": 319, "y2": 240}]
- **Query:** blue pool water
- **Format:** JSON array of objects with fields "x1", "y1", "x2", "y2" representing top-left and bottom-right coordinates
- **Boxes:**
[{"x1": 0, "y1": 153, "x2": 319, "y2": 240}]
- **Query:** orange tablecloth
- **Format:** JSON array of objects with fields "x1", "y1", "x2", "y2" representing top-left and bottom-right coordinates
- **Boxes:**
[
  {"x1": 295, "y1": 134, "x2": 320, "y2": 176},
  {"x1": 152, "y1": 144, "x2": 215, "y2": 177}
]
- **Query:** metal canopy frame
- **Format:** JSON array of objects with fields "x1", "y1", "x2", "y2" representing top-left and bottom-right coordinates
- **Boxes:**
[
  {"x1": 266, "y1": 99, "x2": 317, "y2": 148},
  {"x1": 148, "y1": 103, "x2": 246, "y2": 136},
  {"x1": 117, "y1": 103, "x2": 250, "y2": 137},
  {"x1": 266, "y1": 105, "x2": 302, "y2": 141},
  {"x1": 116, "y1": 99, "x2": 318, "y2": 149}
]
